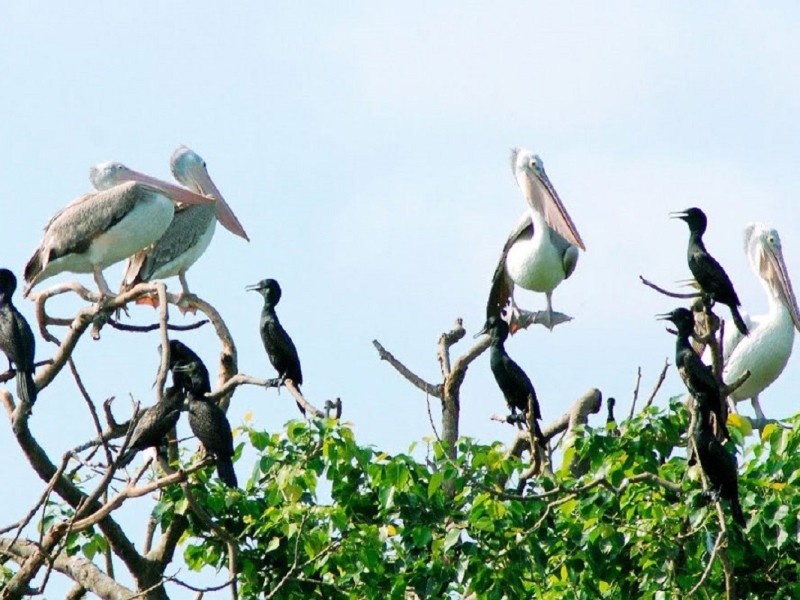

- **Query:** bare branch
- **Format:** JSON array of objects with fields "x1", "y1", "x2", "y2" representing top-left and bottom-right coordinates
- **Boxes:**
[
  {"x1": 372, "y1": 340, "x2": 442, "y2": 398},
  {"x1": 284, "y1": 380, "x2": 325, "y2": 419},
  {"x1": 628, "y1": 367, "x2": 642, "y2": 421},
  {"x1": 642, "y1": 359, "x2": 670, "y2": 412},
  {"x1": 639, "y1": 275, "x2": 701, "y2": 299},
  {"x1": 437, "y1": 318, "x2": 465, "y2": 379},
  {"x1": 107, "y1": 318, "x2": 209, "y2": 333}
]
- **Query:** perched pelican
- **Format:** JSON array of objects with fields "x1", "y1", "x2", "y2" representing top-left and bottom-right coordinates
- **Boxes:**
[
  {"x1": 487, "y1": 148, "x2": 585, "y2": 331},
  {"x1": 24, "y1": 164, "x2": 215, "y2": 297},
  {"x1": 0, "y1": 269, "x2": 36, "y2": 406},
  {"x1": 672, "y1": 208, "x2": 748, "y2": 335},
  {"x1": 721, "y1": 224, "x2": 800, "y2": 420},
  {"x1": 476, "y1": 315, "x2": 543, "y2": 435},
  {"x1": 119, "y1": 146, "x2": 249, "y2": 304}
]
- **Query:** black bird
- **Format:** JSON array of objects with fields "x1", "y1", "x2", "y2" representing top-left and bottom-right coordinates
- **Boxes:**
[
  {"x1": 247, "y1": 279, "x2": 304, "y2": 413},
  {"x1": 0, "y1": 269, "x2": 36, "y2": 406},
  {"x1": 117, "y1": 385, "x2": 184, "y2": 468},
  {"x1": 173, "y1": 354, "x2": 238, "y2": 488},
  {"x1": 672, "y1": 207, "x2": 748, "y2": 335},
  {"x1": 168, "y1": 339, "x2": 210, "y2": 391},
  {"x1": 693, "y1": 400, "x2": 746, "y2": 527},
  {"x1": 477, "y1": 316, "x2": 543, "y2": 437},
  {"x1": 658, "y1": 308, "x2": 727, "y2": 439},
  {"x1": 606, "y1": 397, "x2": 619, "y2": 435}
]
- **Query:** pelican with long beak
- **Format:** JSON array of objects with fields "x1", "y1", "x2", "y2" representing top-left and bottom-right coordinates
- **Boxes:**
[
  {"x1": 721, "y1": 223, "x2": 800, "y2": 420},
  {"x1": 24, "y1": 164, "x2": 216, "y2": 297},
  {"x1": 487, "y1": 148, "x2": 585, "y2": 331},
  {"x1": 118, "y1": 146, "x2": 248, "y2": 307}
]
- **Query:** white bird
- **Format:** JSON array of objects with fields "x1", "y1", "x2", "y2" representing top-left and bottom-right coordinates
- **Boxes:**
[
  {"x1": 116, "y1": 146, "x2": 248, "y2": 307},
  {"x1": 487, "y1": 148, "x2": 585, "y2": 330},
  {"x1": 720, "y1": 223, "x2": 800, "y2": 420},
  {"x1": 24, "y1": 165, "x2": 215, "y2": 297}
]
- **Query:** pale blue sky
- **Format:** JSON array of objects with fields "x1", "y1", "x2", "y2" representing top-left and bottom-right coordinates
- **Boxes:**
[{"x1": 2, "y1": 2, "x2": 800, "y2": 595}]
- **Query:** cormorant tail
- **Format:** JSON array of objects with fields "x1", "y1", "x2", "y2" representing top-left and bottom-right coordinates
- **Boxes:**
[
  {"x1": 117, "y1": 448, "x2": 138, "y2": 468},
  {"x1": 731, "y1": 498, "x2": 747, "y2": 528},
  {"x1": 17, "y1": 370, "x2": 36, "y2": 407},
  {"x1": 729, "y1": 304, "x2": 749, "y2": 336},
  {"x1": 216, "y1": 459, "x2": 238, "y2": 488}
]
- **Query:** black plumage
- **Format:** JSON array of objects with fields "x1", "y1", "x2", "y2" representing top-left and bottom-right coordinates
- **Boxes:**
[
  {"x1": 168, "y1": 339, "x2": 209, "y2": 391},
  {"x1": 478, "y1": 316, "x2": 542, "y2": 436},
  {"x1": 0, "y1": 269, "x2": 36, "y2": 406},
  {"x1": 606, "y1": 397, "x2": 619, "y2": 436},
  {"x1": 693, "y1": 400, "x2": 746, "y2": 527},
  {"x1": 172, "y1": 350, "x2": 237, "y2": 488},
  {"x1": 247, "y1": 278, "x2": 304, "y2": 413},
  {"x1": 673, "y1": 207, "x2": 748, "y2": 335},
  {"x1": 658, "y1": 308, "x2": 727, "y2": 439},
  {"x1": 118, "y1": 385, "x2": 183, "y2": 467}
]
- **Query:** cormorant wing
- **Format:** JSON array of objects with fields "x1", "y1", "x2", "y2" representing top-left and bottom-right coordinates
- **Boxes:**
[{"x1": 501, "y1": 354, "x2": 540, "y2": 418}]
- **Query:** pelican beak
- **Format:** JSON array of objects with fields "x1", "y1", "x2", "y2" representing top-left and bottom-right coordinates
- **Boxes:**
[
  {"x1": 123, "y1": 169, "x2": 216, "y2": 206},
  {"x1": 516, "y1": 154, "x2": 585, "y2": 251},
  {"x1": 190, "y1": 165, "x2": 250, "y2": 241},
  {"x1": 760, "y1": 237, "x2": 800, "y2": 331}
]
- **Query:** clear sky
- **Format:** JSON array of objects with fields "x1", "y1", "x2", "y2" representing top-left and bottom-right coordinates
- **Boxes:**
[{"x1": 2, "y1": 2, "x2": 800, "y2": 595}]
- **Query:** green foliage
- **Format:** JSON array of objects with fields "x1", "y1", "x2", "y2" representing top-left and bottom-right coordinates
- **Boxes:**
[{"x1": 147, "y1": 399, "x2": 800, "y2": 598}]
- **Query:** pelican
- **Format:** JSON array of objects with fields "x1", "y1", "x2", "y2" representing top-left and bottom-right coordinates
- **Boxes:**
[
  {"x1": 119, "y1": 146, "x2": 248, "y2": 305},
  {"x1": 720, "y1": 223, "x2": 800, "y2": 420},
  {"x1": 487, "y1": 148, "x2": 585, "y2": 330},
  {"x1": 24, "y1": 164, "x2": 215, "y2": 297}
]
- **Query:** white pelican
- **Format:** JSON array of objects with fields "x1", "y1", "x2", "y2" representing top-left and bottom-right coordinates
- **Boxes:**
[
  {"x1": 487, "y1": 148, "x2": 585, "y2": 330},
  {"x1": 721, "y1": 223, "x2": 800, "y2": 420},
  {"x1": 24, "y1": 165, "x2": 215, "y2": 297},
  {"x1": 117, "y1": 146, "x2": 248, "y2": 305}
]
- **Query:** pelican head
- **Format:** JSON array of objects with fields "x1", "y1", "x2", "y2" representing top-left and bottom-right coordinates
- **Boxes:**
[
  {"x1": 745, "y1": 223, "x2": 800, "y2": 331},
  {"x1": 170, "y1": 145, "x2": 249, "y2": 241},
  {"x1": 88, "y1": 160, "x2": 215, "y2": 207},
  {"x1": 246, "y1": 278, "x2": 282, "y2": 306},
  {"x1": 670, "y1": 207, "x2": 707, "y2": 235},
  {"x1": 510, "y1": 147, "x2": 585, "y2": 251}
]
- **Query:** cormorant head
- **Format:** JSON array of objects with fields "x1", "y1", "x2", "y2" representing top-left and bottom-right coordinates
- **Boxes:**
[
  {"x1": 606, "y1": 397, "x2": 616, "y2": 423},
  {"x1": 168, "y1": 339, "x2": 203, "y2": 370},
  {"x1": 670, "y1": 207, "x2": 707, "y2": 235},
  {"x1": 475, "y1": 315, "x2": 510, "y2": 343},
  {"x1": 246, "y1": 278, "x2": 282, "y2": 306},
  {"x1": 656, "y1": 307, "x2": 695, "y2": 336},
  {"x1": 0, "y1": 268, "x2": 18, "y2": 301},
  {"x1": 171, "y1": 356, "x2": 211, "y2": 396}
]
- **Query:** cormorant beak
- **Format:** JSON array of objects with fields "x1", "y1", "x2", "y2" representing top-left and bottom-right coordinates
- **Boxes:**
[
  {"x1": 655, "y1": 312, "x2": 673, "y2": 322},
  {"x1": 669, "y1": 211, "x2": 689, "y2": 221},
  {"x1": 245, "y1": 283, "x2": 263, "y2": 292},
  {"x1": 474, "y1": 324, "x2": 490, "y2": 339}
]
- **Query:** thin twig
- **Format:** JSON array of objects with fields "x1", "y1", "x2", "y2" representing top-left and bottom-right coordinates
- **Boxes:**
[
  {"x1": 640, "y1": 275, "x2": 701, "y2": 299},
  {"x1": 642, "y1": 359, "x2": 670, "y2": 412},
  {"x1": 372, "y1": 340, "x2": 442, "y2": 398},
  {"x1": 107, "y1": 318, "x2": 209, "y2": 333},
  {"x1": 628, "y1": 367, "x2": 642, "y2": 421}
]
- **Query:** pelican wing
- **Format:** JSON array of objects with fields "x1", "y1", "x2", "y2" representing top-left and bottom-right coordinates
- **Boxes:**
[
  {"x1": 486, "y1": 212, "x2": 533, "y2": 318},
  {"x1": 122, "y1": 204, "x2": 215, "y2": 286}
]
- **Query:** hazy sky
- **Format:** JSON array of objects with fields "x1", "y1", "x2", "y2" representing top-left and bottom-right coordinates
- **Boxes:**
[{"x1": 2, "y1": 2, "x2": 800, "y2": 594}]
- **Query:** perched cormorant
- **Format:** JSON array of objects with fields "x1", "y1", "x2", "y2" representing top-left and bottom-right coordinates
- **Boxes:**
[
  {"x1": 168, "y1": 339, "x2": 210, "y2": 391},
  {"x1": 606, "y1": 397, "x2": 619, "y2": 435},
  {"x1": 246, "y1": 279, "x2": 304, "y2": 414},
  {"x1": 487, "y1": 149, "x2": 585, "y2": 331},
  {"x1": 658, "y1": 308, "x2": 727, "y2": 438},
  {"x1": 693, "y1": 400, "x2": 746, "y2": 527},
  {"x1": 672, "y1": 208, "x2": 748, "y2": 335},
  {"x1": 477, "y1": 316, "x2": 543, "y2": 436},
  {"x1": 172, "y1": 352, "x2": 237, "y2": 488},
  {"x1": 0, "y1": 269, "x2": 36, "y2": 406},
  {"x1": 117, "y1": 385, "x2": 183, "y2": 467},
  {"x1": 717, "y1": 224, "x2": 800, "y2": 420}
]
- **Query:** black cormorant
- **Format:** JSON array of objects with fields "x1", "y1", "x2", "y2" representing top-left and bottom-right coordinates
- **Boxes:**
[
  {"x1": 693, "y1": 399, "x2": 746, "y2": 527},
  {"x1": 672, "y1": 208, "x2": 748, "y2": 335},
  {"x1": 0, "y1": 269, "x2": 36, "y2": 406},
  {"x1": 247, "y1": 278, "x2": 304, "y2": 413},
  {"x1": 606, "y1": 397, "x2": 619, "y2": 435},
  {"x1": 658, "y1": 308, "x2": 727, "y2": 438},
  {"x1": 173, "y1": 354, "x2": 237, "y2": 488},
  {"x1": 117, "y1": 385, "x2": 184, "y2": 467},
  {"x1": 168, "y1": 339, "x2": 210, "y2": 391},
  {"x1": 477, "y1": 316, "x2": 543, "y2": 436}
]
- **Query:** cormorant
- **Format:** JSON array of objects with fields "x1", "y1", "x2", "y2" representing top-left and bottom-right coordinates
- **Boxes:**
[
  {"x1": 0, "y1": 269, "x2": 36, "y2": 406},
  {"x1": 672, "y1": 208, "x2": 748, "y2": 335},
  {"x1": 658, "y1": 308, "x2": 727, "y2": 438},
  {"x1": 693, "y1": 399, "x2": 746, "y2": 527},
  {"x1": 477, "y1": 316, "x2": 543, "y2": 437},
  {"x1": 487, "y1": 148, "x2": 585, "y2": 331},
  {"x1": 168, "y1": 339, "x2": 210, "y2": 392},
  {"x1": 117, "y1": 385, "x2": 183, "y2": 467},
  {"x1": 246, "y1": 278, "x2": 304, "y2": 414},
  {"x1": 606, "y1": 397, "x2": 619, "y2": 435},
  {"x1": 172, "y1": 352, "x2": 237, "y2": 488}
]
